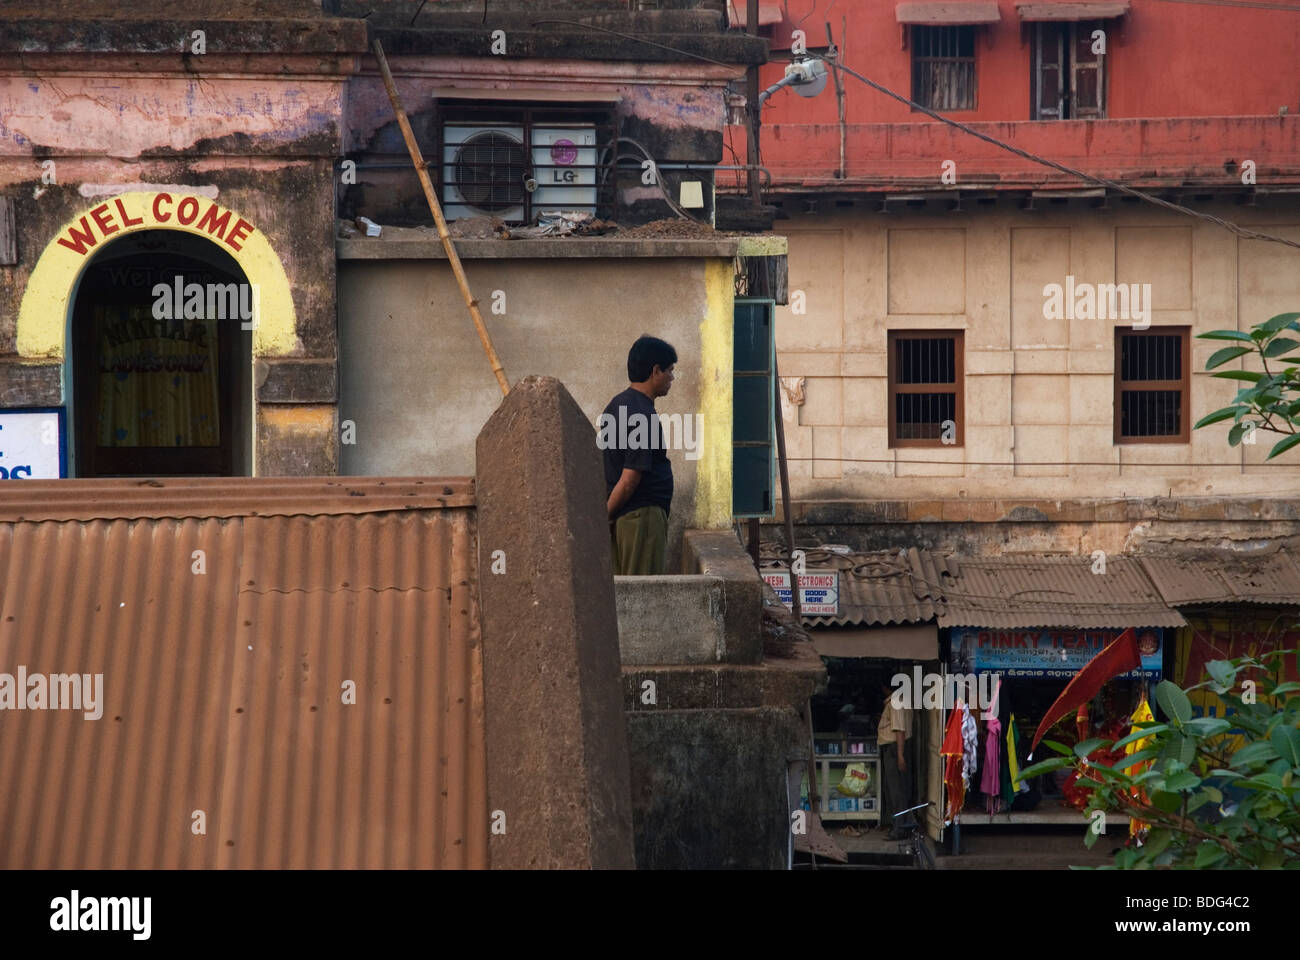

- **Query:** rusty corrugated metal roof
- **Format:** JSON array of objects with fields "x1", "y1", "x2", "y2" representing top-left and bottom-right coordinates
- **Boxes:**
[
  {"x1": 1139, "y1": 549, "x2": 1300, "y2": 607},
  {"x1": 0, "y1": 478, "x2": 485, "y2": 868},
  {"x1": 0, "y1": 476, "x2": 473, "y2": 523},
  {"x1": 762, "y1": 547, "x2": 955, "y2": 627},
  {"x1": 937, "y1": 556, "x2": 1186, "y2": 630}
]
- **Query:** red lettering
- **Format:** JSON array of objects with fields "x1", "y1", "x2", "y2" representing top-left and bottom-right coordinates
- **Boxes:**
[
  {"x1": 153, "y1": 193, "x2": 173, "y2": 222},
  {"x1": 176, "y1": 196, "x2": 199, "y2": 225},
  {"x1": 196, "y1": 202, "x2": 232, "y2": 240},
  {"x1": 89, "y1": 202, "x2": 119, "y2": 237},
  {"x1": 977, "y1": 631, "x2": 990, "y2": 648},
  {"x1": 226, "y1": 217, "x2": 253, "y2": 251},
  {"x1": 114, "y1": 197, "x2": 144, "y2": 228},
  {"x1": 55, "y1": 216, "x2": 99, "y2": 256}
]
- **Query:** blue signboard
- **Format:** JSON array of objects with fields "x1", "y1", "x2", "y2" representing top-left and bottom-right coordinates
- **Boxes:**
[{"x1": 951, "y1": 627, "x2": 1163, "y2": 679}]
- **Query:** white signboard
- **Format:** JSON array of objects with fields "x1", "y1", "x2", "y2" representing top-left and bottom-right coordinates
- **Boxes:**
[
  {"x1": 762, "y1": 569, "x2": 839, "y2": 616},
  {"x1": 0, "y1": 410, "x2": 66, "y2": 479}
]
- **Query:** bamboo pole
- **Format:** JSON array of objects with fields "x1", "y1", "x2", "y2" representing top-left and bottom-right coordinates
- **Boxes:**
[{"x1": 370, "y1": 37, "x2": 511, "y2": 396}]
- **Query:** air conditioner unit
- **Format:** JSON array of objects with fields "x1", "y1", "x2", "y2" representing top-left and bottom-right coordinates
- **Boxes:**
[{"x1": 442, "y1": 122, "x2": 598, "y2": 224}]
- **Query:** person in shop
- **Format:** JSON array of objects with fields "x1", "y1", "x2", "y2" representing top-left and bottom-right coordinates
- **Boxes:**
[{"x1": 877, "y1": 678, "x2": 913, "y2": 839}]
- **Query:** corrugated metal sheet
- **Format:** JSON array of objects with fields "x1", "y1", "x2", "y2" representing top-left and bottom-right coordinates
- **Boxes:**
[
  {"x1": 938, "y1": 556, "x2": 1186, "y2": 629},
  {"x1": 1016, "y1": 2, "x2": 1130, "y2": 21},
  {"x1": 764, "y1": 547, "x2": 954, "y2": 627},
  {"x1": 896, "y1": 2, "x2": 1002, "y2": 24},
  {"x1": 1139, "y1": 550, "x2": 1300, "y2": 607},
  {"x1": 0, "y1": 478, "x2": 485, "y2": 868}
]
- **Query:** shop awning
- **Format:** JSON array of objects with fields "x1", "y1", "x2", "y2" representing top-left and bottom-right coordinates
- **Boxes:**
[
  {"x1": 936, "y1": 556, "x2": 1186, "y2": 629},
  {"x1": 813, "y1": 625, "x2": 940, "y2": 661},
  {"x1": 896, "y1": 2, "x2": 1002, "y2": 24},
  {"x1": 726, "y1": 1, "x2": 784, "y2": 27},
  {"x1": 1139, "y1": 549, "x2": 1300, "y2": 607},
  {"x1": 788, "y1": 547, "x2": 955, "y2": 627},
  {"x1": 1016, "y1": 2, "x2": 1130, "y2": 20}
]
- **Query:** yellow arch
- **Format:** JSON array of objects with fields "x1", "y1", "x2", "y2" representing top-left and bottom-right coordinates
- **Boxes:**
[{"x1": 17, "y1": 191, "x2": 299, "y2": 359}]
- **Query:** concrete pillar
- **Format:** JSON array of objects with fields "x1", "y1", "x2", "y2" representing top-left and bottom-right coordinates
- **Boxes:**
[{"x1": 475, "y1": 375, "x2": 635, "y2": 869}]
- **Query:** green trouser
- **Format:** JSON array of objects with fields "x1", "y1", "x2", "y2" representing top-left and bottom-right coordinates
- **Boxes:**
[{"x1": 611, "y1": 505, "x2": 668, "y2": 576}]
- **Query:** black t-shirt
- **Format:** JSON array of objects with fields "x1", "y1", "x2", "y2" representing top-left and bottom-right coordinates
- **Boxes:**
[{"x1": 601, "y1": 387, "x2": 673, "y2": 520}]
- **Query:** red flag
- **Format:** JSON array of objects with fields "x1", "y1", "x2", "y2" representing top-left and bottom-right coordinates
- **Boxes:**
[{"x1": 1029, "y1": 627, "x2": 1140, "y2": 754}]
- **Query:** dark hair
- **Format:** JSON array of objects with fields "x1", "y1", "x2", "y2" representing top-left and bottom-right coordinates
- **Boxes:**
[{"x1": 627, "y1": 335, "x2": 677, "y2": 383}]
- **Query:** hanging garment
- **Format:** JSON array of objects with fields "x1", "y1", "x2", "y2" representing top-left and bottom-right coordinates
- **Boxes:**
[
  {"x1": 1005, "y1": 713, "x2": 1027, "y2": 799},
  {"x1": 982, "y1": 715, "x2": 1003, "y2": 814},
  {"x1": 941, "y1": 703, "x2": 967, "y2": 823},
  {"x1": 1126, "y1": 697, "x2": 1157, "y2": 842},
  {"x1": 961, "y1": 702, "x2": 978, "y2": 786}
]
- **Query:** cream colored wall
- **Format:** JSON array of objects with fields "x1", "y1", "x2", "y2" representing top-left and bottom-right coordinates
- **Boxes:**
[{"x1": 777, "y1": 204, "x2": 1300, "y2": 500}]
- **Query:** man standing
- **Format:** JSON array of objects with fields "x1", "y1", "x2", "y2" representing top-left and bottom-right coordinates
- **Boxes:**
[
  {"x1": 878, "y1": 679, "x2": 913, "y2": 839},
  {"x1": 601, "y1": 335, "x2": 677, "y2": 576}
]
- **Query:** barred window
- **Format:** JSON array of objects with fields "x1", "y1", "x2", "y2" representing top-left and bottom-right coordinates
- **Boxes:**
[
  {"x1": 888, "y1": 331, "x2": 964, "y2": 447},
  {"x1": 911, "y1": 26, "x2": 977, "y2": 111},
  {"x1": 1114, "y1": 327, "x2": 1190, "y2": 443}
]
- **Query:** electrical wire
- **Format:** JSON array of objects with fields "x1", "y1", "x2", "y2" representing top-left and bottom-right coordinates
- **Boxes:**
[
  {"x1": 529, "y1": 14, "x2": 1300, "y2": 250},
  {"x1": 817, "y1": 59, "x2": 1300, "y2": 251},
  {"x1": 784, "y1": 456, "x2": 1298, "y2": 467}
]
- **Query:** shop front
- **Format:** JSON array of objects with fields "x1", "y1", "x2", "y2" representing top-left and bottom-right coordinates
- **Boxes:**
[{"x1": 944, "y1": 625, "x2": 1167, "y2": 826}]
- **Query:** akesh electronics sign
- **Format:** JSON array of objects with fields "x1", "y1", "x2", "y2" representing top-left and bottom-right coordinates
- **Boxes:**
[{"x1": 951, "y1": 627, "x2": 1163, "y2": 679}]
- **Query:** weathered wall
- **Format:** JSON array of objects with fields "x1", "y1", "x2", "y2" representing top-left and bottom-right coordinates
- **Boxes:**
[
  {"x1": 0, "y1": 46, "x2": 357, "y2": 475},
  {"x1": 746, "y1": 1, "x2": 1300, "y2": 189},
  {"x1": 342, "y1": 56, "x2": 740, "y2": 227},
  {"x1": 770, "y1": 202, "x2": 1300, "y2": 502},
  {"x1": 337, "y1": 251, "x2": 735, "y2": 564}
]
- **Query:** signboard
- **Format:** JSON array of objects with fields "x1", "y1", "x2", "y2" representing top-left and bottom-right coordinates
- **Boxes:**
[
  {"x1": 0, "y1": 409, "x2": 66, "y2": 479},
  {"x1": 762, "y1": 569, "x2": 839, "y2": 616},
  {"x1": 950, "y1": 627, "x2": 1163, "y2": 679}
]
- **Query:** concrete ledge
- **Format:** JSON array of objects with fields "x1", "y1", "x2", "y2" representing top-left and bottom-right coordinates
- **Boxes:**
[
  {"x1": 337, "y1": 234, "x2": 787, "y2": 261},
  {"x1": 684, "y1": 528, "x2": 763, "y2": 664},
  {"x1": 615, "y1": 575, "x2": 725, "y2": 665},
  {"x1": 787, "y1": 497, "x2": 1300, "y2": 525}
]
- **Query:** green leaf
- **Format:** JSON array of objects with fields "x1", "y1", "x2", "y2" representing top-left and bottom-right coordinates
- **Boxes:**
[
  {"x1": 1043, "y1": 739, "x2": 1073, "y2": 757},
  {"x1": 1232, "y1": 741, "x2": 1280, "y2": 768},
  {"x1": 1267, "y1": 433, "x2": 1300, "y2": 461},
  {"x1": 1112, "y1": 724, "x2": 1169, "y2": 751},
  {"x1": 1018, "y1": 756, "x2": 1076, "y2": 780},
  {"x1": 1270, "y1": 725, "x2": 1300, "y2": 766},
  {"x1": 1166, "y1": 771, "x2": 1202, "y2": 792},
  {"x1": 1156, "y1": 680, "x2": 1193, "y2": 723},
  {"x1": 1194, "y1": 841, "x2": 1229, "y2": 867},
  {"x1": 1203, "y1": 785, "x2": 1223, "y2": 803},
  {"x1": 1114, "y1": 746, "x2": 1161, "y2": 771},
  {"x1": 1228, "y1": 423, "x2": 1248, "y2": 447},
  {"x1": 1265, "y1": 337, "x2": 1300, "y2": 358},
  {"x1": 1074, "y1": 737, "x2": 1108, "y2": 759},
  {"x1": 1150, "y1": 790, "x2": 1183, "y2": 813},
  {"x1": 1185, "y1": 717, "x2": 1232, "y2": 738},
  {"x1": 1206, "y1": 660, "x2": 1237, "y2": 688},
  {"x1": 1142, "y1": 829, "x2": 1173, "y2": 859},
  {"x1": 1196, "y1": 330, "x2": 1255, "y2": 343},
  {"x1": 1194, "y1": 406, "x2": 1247, "y2": 429},
  {"x1": 1261, "y1": 312, "x2": 1300, "y2": 333},
  {"x1": 1213, "y1": 370, "x2": 1265, "y2": 382},
  {"x1": 1267, "y1": 682, "x2": 1300, "y2": 696},
  {"x1": 1206, "y1": 346, "x2": 1253, "y2": 369}
]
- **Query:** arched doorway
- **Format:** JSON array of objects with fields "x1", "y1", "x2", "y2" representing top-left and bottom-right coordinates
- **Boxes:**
[{"x1": 70, "y1": 230, "x2": 252, "y2": 476}]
